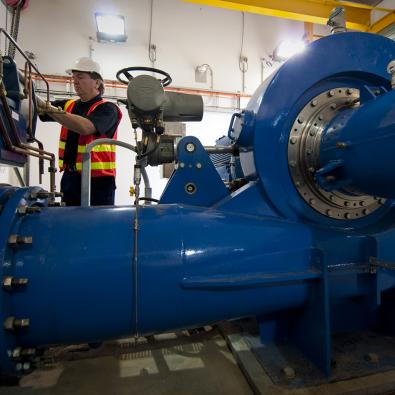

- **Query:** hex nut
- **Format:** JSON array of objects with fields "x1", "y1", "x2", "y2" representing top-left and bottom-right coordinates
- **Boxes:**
[
  {"x1": 4, "y1": 316, "x2": 15, "y2": 331},
  {"x1": 365, "y1": 353, "x2": 379, "y2": 364},
  {"x1": 281, "y1": 366, "x2": 296, "y2": 379},
  {"x1": 12, "y1": 348, "x2": 21, "y2": 359},
  {"x1": 185, "y1": 143, "x2": 196, "y2": 153},
  {"x1": 185, "y1": 183, "x2": 197, "y2": 195}
]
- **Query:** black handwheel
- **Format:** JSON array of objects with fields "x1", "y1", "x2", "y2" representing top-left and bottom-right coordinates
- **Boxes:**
[{"x1": 116, "y1": 66, "x2": 172, "y2": 87}]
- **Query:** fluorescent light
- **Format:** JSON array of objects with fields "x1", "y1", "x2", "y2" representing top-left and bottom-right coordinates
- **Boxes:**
[
  {"x1": 273, "y1": 39, "x2": 306, "y2": 62},
  {"x1": 95, "y1": 13, "x2": 127, "y2": 43}
]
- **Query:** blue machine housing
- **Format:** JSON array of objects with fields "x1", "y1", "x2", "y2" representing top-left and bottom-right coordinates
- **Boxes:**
[
  {"x1": 0, "y1": 56, "x2": 36, "y2": 166},
  {"x1": 2, "y1": 32, "x2": 395, "y2": 379}
]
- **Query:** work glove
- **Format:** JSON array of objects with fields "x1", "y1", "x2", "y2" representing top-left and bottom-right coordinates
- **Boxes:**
[{"x1": 36, "y1": 96, "x2": 65, "y2": 114}]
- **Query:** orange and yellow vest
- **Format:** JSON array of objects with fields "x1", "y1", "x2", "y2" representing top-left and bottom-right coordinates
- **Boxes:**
[{"x1": 58, "y1": 99, "x2": 122, "y2": 177}]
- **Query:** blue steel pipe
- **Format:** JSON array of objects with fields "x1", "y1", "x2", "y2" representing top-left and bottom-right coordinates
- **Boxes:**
[
  {"x1": 2, "y1": 186, "x2": 389, "y2": 378},
  {"x1": 0, "y1": 187, "x2": 314, "y2": 354},
  {"x1": 320, "y1": 89, "x2": 395, "y2": 198}
]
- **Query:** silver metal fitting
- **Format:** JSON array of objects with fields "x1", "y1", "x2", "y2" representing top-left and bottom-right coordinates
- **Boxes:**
[
  {"x1": 12, "y1": 347, "x2": 21, "y2": 359},
  {"x1": 185, "y1": 183, "x2": 197, "y2": 195},
  {"x1": 327, "y1": 7, "x2": 346, "y2": 34},
  {"x1": 21, "y1": 348, "x2": 36, "y2": 358},
  {"x1": 29, "y1": 191, "x2": 62, "y2": 200},
  {"x1": 336, "y1": 141, "x2": 348, "y2": 149},
  {"x1": 365, "y1": 353, "x2": 379, "y2": 363},
  {"x1": 287, "y1": 87, "x2": 382, "y2": 220},
  {"x1": 281, "y1": 366, "x2": 296, "y2": 379},
  {"x1": 17, "y1": 205, "x2": 41, "y2": 215},
  {"x1": 133, "y1": 165, "x2": 142, "y2": 186},
  {"x1": 8, "y1": 235, "x2": 33, "y2": 245},
  {"x1": 185, "y1": 143, "x2": 196, "y2": 153},
  {"x1": 4, "y1": 316, "x2": 30, "y2": 331},
  {"x1": 3, "y1": 276, "x2": 28, "y2": 291},
  {"x1": 387, "y1": 60, "x2": 395, "y2": 89}
]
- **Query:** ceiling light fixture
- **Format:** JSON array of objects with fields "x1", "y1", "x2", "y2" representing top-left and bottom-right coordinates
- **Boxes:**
[{"x1": 95, "y1": 13, "x2": 127, "y2": 43}]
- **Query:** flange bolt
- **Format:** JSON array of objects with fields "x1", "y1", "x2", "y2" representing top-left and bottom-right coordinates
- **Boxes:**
[
  {"x1": 4, "y1": 316, "x2": 30, "y2": 331},
  {"x1": 336, "y1": 142, "x2": 348, "y2": 149},
  {"x1": 387, "y1": 60, "x2": 395, "y2": 89},
  {"x1": 8, "y1": 235, "x2": 33, "y2": 246},
  {"x1": 3, "y1": 277, "x2": 28, "y2": 291}
]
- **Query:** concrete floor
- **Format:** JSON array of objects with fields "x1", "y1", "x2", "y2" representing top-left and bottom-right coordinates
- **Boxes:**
[{"x1": 0, "y1": 328, "x2": 253, "y2": 395}]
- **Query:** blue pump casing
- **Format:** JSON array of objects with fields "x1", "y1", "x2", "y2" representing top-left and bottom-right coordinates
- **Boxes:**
[{"x1": 2, "y1": 32, "x2": 395, "y2": 379}]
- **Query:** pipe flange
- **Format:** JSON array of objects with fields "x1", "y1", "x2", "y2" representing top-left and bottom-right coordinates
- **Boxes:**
[{"x1": 288, "y1": 87, "x2": 384, "y2": 220}]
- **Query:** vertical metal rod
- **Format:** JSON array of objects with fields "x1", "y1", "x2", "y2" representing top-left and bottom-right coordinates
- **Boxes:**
[
  {"x1": 133, "y1": 204, "x2": 139, "y2": 335},
  {"x1": 23, "y1": 155, "x2": 29, "y2": 186}
]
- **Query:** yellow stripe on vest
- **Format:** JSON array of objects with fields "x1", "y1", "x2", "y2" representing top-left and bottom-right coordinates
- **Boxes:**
[
  {"x1": 64, "y1": 99, "x2": 75, "y2": 112},
  {"x1": 77, "y1": 144, "x2": 116, "y2": 153},
  {"x1": 59, "y1": 141, "x2": 66, "y2": 150},
  {"x1": 58, "y1": 159, "x2": 63, "y2": 167},
  {"x1": 75, "y1": 162, "x2": 116, "y2": 171}
]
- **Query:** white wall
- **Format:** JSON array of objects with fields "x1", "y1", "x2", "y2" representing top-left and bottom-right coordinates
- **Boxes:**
[
  {"x1": 15, "y1": 0, "x2": 303, "y2": 93},
  {"x1": 372, "y1": 0, "x2": 395, "y2": 25},
  {"x1": 1, "y1": 0, "x2": 305, "y2": 203}
]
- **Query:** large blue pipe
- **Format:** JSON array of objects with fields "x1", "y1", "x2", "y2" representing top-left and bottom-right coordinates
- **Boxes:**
[
  {"x1": 1, "y1": 186, "x2": 391, "y2": 377},
  {"x1": 320, "y1": 89, "x2": 395, "y2": 198},
  {"x1": 1, "y1": 189, "x2": 314, "y2": 350}
]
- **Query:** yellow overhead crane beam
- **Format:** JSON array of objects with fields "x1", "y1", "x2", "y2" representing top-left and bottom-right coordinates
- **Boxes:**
[
  {"x1": 370, "y1": 11, "x2": 395, "y2": 34},
  {"x1": 181, "y1": 0, "x2": 395, "y2": 33}
]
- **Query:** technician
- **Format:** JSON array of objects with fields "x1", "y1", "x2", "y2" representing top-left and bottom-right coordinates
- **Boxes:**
[{"x1": 38, "y1": 57, "x2": 122, "y2": 206}]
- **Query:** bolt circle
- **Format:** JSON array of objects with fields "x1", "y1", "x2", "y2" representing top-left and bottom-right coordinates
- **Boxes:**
[{"x1": 287, "y1": 87, "x2": 381, "y2": 221}]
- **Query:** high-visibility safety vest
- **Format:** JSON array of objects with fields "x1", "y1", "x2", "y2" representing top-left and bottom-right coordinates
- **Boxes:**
[{"x1": 58, "y1": 99, "x2": 122, "y2": 177}]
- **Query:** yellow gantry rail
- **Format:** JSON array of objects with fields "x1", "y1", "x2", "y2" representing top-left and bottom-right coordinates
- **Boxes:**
[{"x1": 181, "y1": 0, "x2": 395, "y2": 33}]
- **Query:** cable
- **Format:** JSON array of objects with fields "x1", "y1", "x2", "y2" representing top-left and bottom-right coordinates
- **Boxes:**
[
  {"x1": 138, "y1": 197, "x2": 159, "y2": 203},
  {"x1": 7, "y1": 0, "x2": 23, "y2": 59},
  {"x1": 4, "y1": 4, "x2": 7, "y2": 53},
  {"x1": 260, "y1": 57, "x2": 273, "y2": 83},
  {"x1": 238, "y1": 12, "x2": 248, "y2": 93},
  {"x1": 148, "y1": 0, "x2": 156, "y2": 66},
  {"x1": 239, "y1": 11, "x2": 245, "y2": 67},
  {"x1": 238, "y1": 12, "x2": 248, "y2": 72},
  {"x1": 137, "y1": 138, "x2": 159, "y2": 160}
]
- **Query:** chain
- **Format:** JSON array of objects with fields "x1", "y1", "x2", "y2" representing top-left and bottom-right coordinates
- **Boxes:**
[{"x1": 7, "y1": 0, "x2": 23, "y2": 59}]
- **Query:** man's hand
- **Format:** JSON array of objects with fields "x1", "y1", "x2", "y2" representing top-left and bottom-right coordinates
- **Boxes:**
[
  {"x1": 36, "y1": 96, "x2": 97, "y2": 135},
  {"x1": 36, "y1": 96, "x2": 65, "y2": 114},
  {"x1": 35, "y1": 95, "x2": 46, "y2": 108}
]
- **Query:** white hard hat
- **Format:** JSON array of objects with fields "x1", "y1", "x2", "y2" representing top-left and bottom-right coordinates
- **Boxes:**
[{"x1": 66, "y1": 57, "x2": 102, "y2": 79}]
